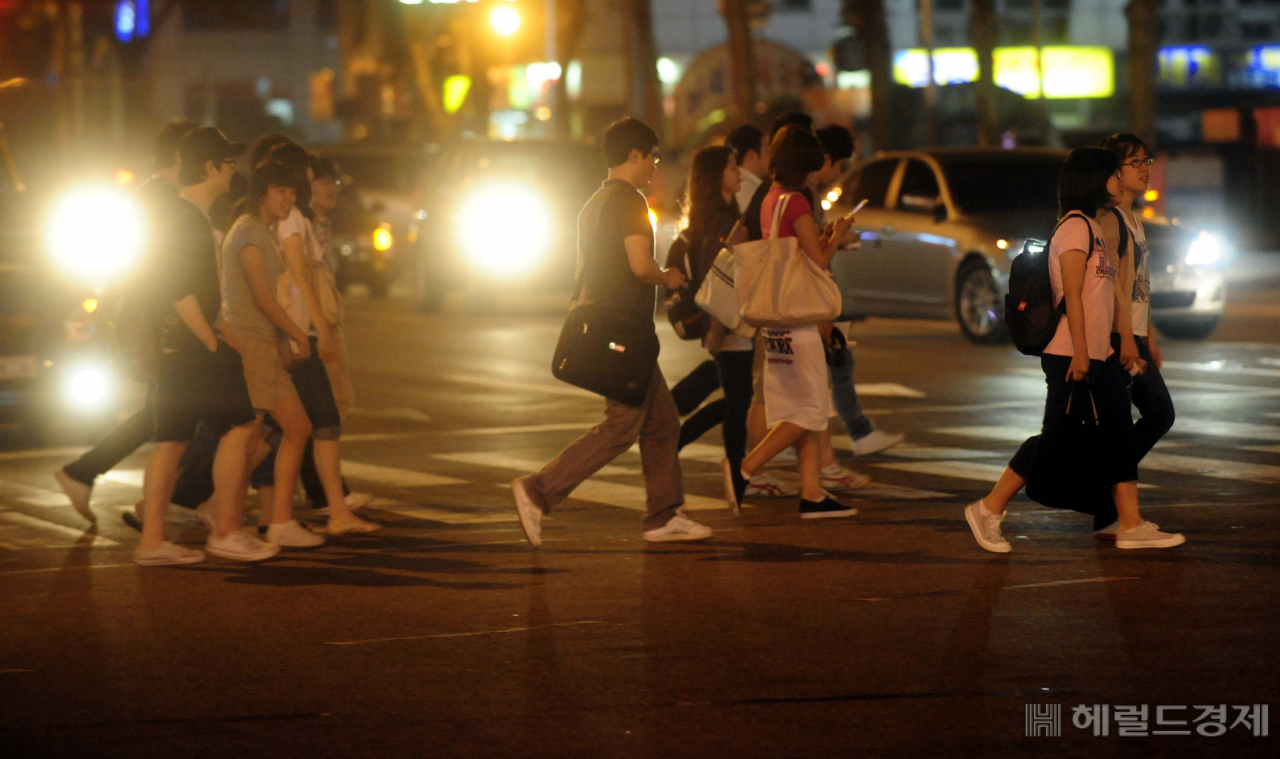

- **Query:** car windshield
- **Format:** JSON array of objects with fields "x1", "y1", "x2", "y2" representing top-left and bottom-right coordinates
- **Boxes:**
[{"x1": 935, "y1": 154, "x2": 1064, "y2": 215}]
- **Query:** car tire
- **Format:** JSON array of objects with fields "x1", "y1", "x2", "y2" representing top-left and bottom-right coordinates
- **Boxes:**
[
  {"x1": 1154, "y1": 318, "x2": 1220, "y2": 341},
  {"x1": 955, "y1": 261, "x2": 1009, "y2": 344}
]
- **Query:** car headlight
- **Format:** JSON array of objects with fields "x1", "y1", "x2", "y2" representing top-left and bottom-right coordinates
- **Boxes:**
[
  {"x1": 46, "y1": 185, "x2": 146, "y2": 285},
  {"x1": 456, "y1": 184, "x2": 551, "y2": 277},
  {"x1": 64, "y1": 363, "x2": 114, "y2": 410},
  {"x1": 1185, "y1": 231, "x2": 1221, "y2": 267},
  {"x1": 372, "y1": 223, "x2": 393, "y2": 252}
]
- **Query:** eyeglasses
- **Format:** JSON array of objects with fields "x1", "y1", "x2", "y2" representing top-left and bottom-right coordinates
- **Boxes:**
[{"x1": 1123, "y1": 157, "x2": 1154, "y2": 170}]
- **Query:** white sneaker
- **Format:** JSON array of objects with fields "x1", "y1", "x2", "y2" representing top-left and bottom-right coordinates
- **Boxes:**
[
  {"x1": 511, "y1": 476, "x2": 543, "y2": 548},
  {"x1": 134, "y1": 541, "x2": 205, "y2": 566},
  {"x1": 1117, "y1": 521, "x2": 1185, "y2": 549},
  {"x1": 345, "y1": 492, "x2": 374, "y2": 510},
  {"x1": 207, "y1": 530, "x2": 280, "y2": 561},
  {"x1": 745, "y1": 472, "x2": 800, "y2": 498},
  {"x1": 327, "y1": 515, "x2": 381, "y2": 535},
  {"x1": 964, "y1": 500, "x2": 1011, "y2": 553},
  {"x1": 55, "y1": 469, "x2": 95, "y2": 524},
  {"x1": 819, "y1": 464, "x2": 872, "y2": 492},
  {"x1": 265, "y1": 519, "x2": 325, "y2": 548},
  {"x1": 643, "y1": 514, "x2": 713, "y2": 543},
  {"x1": 1095, "y1": 520, "x2": 1158, "y2": 541},
  {"x1": 852, "y1": 430, "x2": 905, "y2": 456}
]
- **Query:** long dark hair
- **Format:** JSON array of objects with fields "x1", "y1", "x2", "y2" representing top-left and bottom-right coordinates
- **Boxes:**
[
  {"x1": 769, "y1": 125, "x2": 824, "y2": 192},
  {"x1": 267, "y1": 142, "x2": 313, "y2": 219},
  {"x1": 1058, "y1": 147, "x2": 1120, "y2": 219},
  {"x1": 684, "y1": 145, "x2": 740, "y2": 242}
]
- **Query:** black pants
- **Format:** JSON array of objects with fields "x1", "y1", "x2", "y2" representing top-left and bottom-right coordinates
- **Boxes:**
[
  {"x1": 1112, "y1": 333, "x2": 1176, "y2": 461},
  {"x1": 62, "y1": 398, "x2": 153, "y2": 486},
  {"x1": 673, "y1": 359, "x2": 724, "y2": 451},
  {"x1": 1009, "y1": 354, "x2": 1138, "y2": 529},
  {"x1": 714, "y1": 349, "x2": 755, "y2": 461}
]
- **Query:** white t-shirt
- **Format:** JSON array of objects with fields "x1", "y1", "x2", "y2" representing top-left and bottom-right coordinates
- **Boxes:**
[
  {"x1": 735, "y1": 168, "x2": 763, "y2": 214},
  {"x1": 275, "y1": 206, "x2": 324, "y2": 334},
  {"x1": 1044, "y1": 213, "x2": 1117, "y2": 361},
  {"x1": 1118, "y1": 208, "x2": 1151, "y2": 337}
]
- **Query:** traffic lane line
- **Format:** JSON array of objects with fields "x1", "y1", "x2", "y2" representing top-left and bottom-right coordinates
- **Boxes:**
[
  {"x1": 323, "y1": 620, "x2": 605, "y2": 647},
  {"x1": 846, "y1": 576, "x2": 1142, "y2": 602}
]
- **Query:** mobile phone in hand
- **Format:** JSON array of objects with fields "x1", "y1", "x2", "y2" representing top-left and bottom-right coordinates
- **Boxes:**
[{"x1": 843, "y1": 198, "x2": 869, "y2": 221}]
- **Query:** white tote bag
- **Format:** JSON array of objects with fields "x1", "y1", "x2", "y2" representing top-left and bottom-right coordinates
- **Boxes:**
[
  {"x1": 694, "y1": 227, "x2": 757, "y2": 339},
  {"x1": 733, "y1": 192, "x2": 842, "y2": 329}
]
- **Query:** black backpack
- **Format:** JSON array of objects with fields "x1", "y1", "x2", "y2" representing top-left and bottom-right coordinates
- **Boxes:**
[{"x1": 1005, "y1": 211, "x2": 1099, "y2": 357}]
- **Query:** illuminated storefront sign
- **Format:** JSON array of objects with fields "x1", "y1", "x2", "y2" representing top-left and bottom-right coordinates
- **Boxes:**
[
  {"x1": 1158, "y1": 46, "x2": 1222, "y2": 88},
  {"x1": 892, "y1": 46, "x2": 1114, "y2": 99}
]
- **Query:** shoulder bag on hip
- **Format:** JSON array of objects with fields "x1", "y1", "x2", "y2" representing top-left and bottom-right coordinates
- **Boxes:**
[
  {"x1": 694, "y1": 220, "x2": 757, "y2": 338},
  {"x1": 733, "y1": 192, "x2": 842, "y2": 328}
]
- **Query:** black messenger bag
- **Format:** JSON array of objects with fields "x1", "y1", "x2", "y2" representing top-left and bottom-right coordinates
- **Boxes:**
[
  {"x1": 552, "y1": 302, "x2": 659, "y2": 407},
  {"x1": 551, "y1": 183, "x2": 660, "y2": 407}
]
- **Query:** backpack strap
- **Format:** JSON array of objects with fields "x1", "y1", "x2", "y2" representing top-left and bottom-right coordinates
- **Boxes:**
[{"x1": 1052, "y1": 212, "x2": 1095, "y2": 264}]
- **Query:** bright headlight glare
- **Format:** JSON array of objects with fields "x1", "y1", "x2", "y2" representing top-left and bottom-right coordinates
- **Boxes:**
[
  {"x1": 457, "y1": 184, "x2": 551, "y2": 277},
  {"x1": 65, "y1": 365, "x2": 112, "y2": 410},
  {"x1": 373, "y1": 224, "x2": 393, "y2": 251},
  {"x1": 47, "y1": 185, "x2": 146, "y2": 284},
  {"x1": 1185, "y1": 231, "x2": 1221, "y2": 267}
]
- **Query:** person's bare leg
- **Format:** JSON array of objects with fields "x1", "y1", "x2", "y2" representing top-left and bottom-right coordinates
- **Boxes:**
[
  {"x1": 980, "y1": 467, "x2": 1026, "y2": 515},
  {"x1": 268, "y1": 394, "x2": 312, "y2": 526},
  {"x1": 256, "y1": 485, "x2": 274, "y2": 527},
  {"x1": 742, "y1": 421, "x2": 807, "y2": 478},
  {"x1": 796, "y1": 431, "x2": 824, "y2": 501},
  {"x1": 139, "y1": 442, "x2": 187, "y2": 552},
  {"x1": 312, "y1": 438, "x2": 371, "y2": 527},
  {"x1": 818, "y1": 428, "x2": 837, "y2": 468},
  {"x1": 747, "y1": 401, "x2": 767, "y2": 450},
  {"x1": 208, "y1": 422, "x2": 257, "y2": 540},
  {"x1": 1113, "y1": 481, "x2": 1142, "y2": 531}
]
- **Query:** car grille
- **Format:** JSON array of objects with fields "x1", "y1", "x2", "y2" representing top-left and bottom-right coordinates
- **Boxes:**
[{"x1": 1151, "y1": 291, "x2": 1196, "y2": 309}]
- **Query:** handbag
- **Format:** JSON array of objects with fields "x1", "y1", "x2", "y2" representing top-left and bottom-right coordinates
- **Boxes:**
[
  {"x1": 733, "y1": 192, "x2": 842, "y2": 328},
  {"x1": 1024, "y1": 379, "x2": 1112, "y2": 511},
  {"x1": 695, "y1": 221, "x2": 756, "y2": 339},
  {"x1": 550, "y1": 184, "x2": 660, "y2": 407}
]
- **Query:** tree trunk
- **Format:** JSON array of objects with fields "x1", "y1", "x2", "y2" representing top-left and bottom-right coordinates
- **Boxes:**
[
  {"x1": 971, "y1": 0, "x2": 997, "y2": 147},
  {"x1": 552, "y1": 0, "x2": 587, "y2": 138},
  {"x1": 720, "y1": 0, "x2": 757, "y2": 123},
  {"x1": 1126, "y1": 0, "x2": 1157, "y2": 146},
  {"x1": 626, "y1": 0, "x2": 664, "y2": 137},
  {"x1": 843, "y1": 0, "x2": 893, "y2": 152}
]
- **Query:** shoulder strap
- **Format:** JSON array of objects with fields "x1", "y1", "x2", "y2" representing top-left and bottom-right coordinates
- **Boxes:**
[
  {"x1": 767, "y1": 192, "x2": 794, "y2": 240},
  {"x1": 1053, "y1": 212, "x2": 1094, "y2": 263},
  {"x1": 1107, "y1": 207, "x2": 1129, "y2": 260}
]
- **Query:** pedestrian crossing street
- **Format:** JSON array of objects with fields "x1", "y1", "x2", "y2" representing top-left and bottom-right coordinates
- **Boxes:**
[{"x1": 1, "y1": 405, "x2": 1278, "y2": 551}]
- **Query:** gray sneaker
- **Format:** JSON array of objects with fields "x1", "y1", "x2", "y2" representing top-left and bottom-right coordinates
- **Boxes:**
[
  {"x1": 1116, "y1": 520, "x2": 1185, "y2": 549},
  {"x1": 964, "y1": 500, "x2": 1011, "y2": 553}
]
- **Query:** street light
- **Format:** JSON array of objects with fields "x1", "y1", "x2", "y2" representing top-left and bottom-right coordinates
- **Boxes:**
[{"x1": 490, "y1": 6, "x2": 521, "y2": 37}]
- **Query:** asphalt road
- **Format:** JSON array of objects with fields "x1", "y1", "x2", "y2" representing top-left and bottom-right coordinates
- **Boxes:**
[{"x1": 2, "y1": 278, "x2": 1279, "y2": 758}]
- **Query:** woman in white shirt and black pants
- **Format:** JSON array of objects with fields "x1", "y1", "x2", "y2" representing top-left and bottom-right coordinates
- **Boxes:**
[{"x1": 964, "y1": 148, "x2": 1186, "y2": 552}]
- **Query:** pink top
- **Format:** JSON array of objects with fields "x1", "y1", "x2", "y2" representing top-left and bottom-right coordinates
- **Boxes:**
[{"x1": 760, "y1": 187, "x2": 811, "y2": 239}]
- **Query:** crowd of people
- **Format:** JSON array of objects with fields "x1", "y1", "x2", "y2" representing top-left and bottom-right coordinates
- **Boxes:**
[
  {"x1": 55, "y1": 122, "x2": 377, "y2": 565},
  {"x1": 52, "y1": 111, "x2": 1186, "y2": 563}
]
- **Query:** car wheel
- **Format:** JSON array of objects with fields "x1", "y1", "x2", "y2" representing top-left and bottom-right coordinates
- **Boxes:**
[
  {"x1": 955, "y1": 262, "x2": 1008, "y2": 344},
  {"x1": 1154, "y1": 318, "x2": 1220, "y2": 341}
]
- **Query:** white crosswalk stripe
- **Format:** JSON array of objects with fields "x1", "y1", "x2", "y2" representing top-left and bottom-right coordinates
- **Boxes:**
[
  {"x1": 340, "y1": 461, "x2": 466, "y2": 488},
  {"x1": 0, "y1": 511, "x2": 118, "y2": 549}
]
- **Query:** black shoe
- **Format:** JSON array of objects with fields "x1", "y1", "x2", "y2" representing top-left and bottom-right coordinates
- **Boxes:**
[
  {"x1": 799, "y1": 496, "x2": 858, "y2": 520},
  {"x1": 122, "y1": 511, "x2": 142, "y2": 532},
  {"x1": 722, "y1": 458, "x2": 747, "y2": 517}
]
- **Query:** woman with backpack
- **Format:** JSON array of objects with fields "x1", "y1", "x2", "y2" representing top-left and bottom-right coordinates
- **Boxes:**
[
  {"x1": 665, "y1": 145, "x2": 746, "y2": 451},
  {"x1": 722, "y1": 126, "x2": 858, "y2": 520},
  {"x1": 964, "y1": 147, "x2": 1185, "y2": 553}
]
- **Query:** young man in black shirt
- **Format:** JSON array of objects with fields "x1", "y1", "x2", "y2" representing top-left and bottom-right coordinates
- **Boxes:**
[
  {"x1": 55, "y1": 120, "x2": 197, "y2": 524},
  {"x1": 511, "y1": 118, "x2": 713, "y2": 546},
  {"x1": 134, "y1": 128, "x2": 276, "y2": 565},
  {"x1": 742, "y1": 111, "x2": 815, "y2": 241}
]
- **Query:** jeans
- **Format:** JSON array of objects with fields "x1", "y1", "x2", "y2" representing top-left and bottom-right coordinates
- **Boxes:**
[
  {"x1": 829, "y1": 346, "x2": 874, "y2": 440},
  {"x1": 62, "y1": 399, "x2": 153, "y2": 486},
  {"x1": 1113, "y1": 334, "x2": 1176, "y2": 461},
  {"x1": 715, "y1": 349, "x2": 755, "y2": 461},
  {"x1": 525, "y1": 366, "x2": 684, "y2": 530}
]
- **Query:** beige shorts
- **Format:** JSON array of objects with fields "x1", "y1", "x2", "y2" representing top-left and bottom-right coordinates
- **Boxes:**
[{"x1": 240, "y1": 335, "x2": 298, "y2": 412}]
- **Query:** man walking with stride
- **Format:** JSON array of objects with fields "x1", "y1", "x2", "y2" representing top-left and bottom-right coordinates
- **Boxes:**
[{"x1": 511, "y1": 118, "x2": 713, "y2": 547}]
